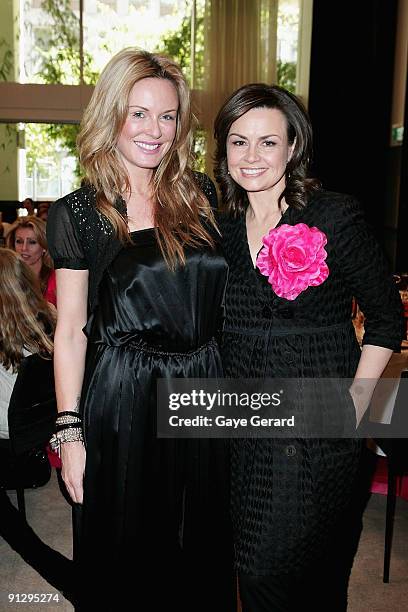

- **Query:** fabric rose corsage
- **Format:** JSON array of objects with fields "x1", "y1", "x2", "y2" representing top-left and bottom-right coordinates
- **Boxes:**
[{"x1": 256, "y1": 223, "x2": 329, "y2": 300}]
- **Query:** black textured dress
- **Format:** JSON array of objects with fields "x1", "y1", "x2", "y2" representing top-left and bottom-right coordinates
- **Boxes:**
[
  {"x1": 77, "y1": 228, "x2": 234, "y2": 610},
  {"x1": 219, "y1": 191, "x2": 404, "y2": 610}
]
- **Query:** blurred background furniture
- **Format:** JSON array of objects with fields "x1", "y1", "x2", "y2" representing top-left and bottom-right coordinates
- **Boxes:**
[{"x1": 372, "y1": 370, "x2": 408, "y2": 582}]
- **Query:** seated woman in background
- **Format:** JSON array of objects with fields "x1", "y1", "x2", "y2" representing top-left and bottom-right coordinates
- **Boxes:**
[
  {"x1": 6, "y1": 216, "x2": 56, "y2": 307},
  {"x1": 6, "y1": 218, "x2": 60, "y2": 470},
  {"x1": 0, "y1": 248, "x2": 73, "y2": 600},
  {"x1": 0, "y1": 247, "x2": 56, "y2": 472}
]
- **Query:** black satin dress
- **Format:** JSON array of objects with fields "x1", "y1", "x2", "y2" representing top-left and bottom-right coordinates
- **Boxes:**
[{"x1": 76, "y1": 229, "x2": 235, "y2": 611}]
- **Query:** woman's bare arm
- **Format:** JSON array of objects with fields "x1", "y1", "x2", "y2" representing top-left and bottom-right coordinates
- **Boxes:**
[
  {"x1": 350, "y1": 344, "x2": 393, "y2": 426},
  {"x1": 54, "y1": 268, "x2": 89, "y2": 503}
]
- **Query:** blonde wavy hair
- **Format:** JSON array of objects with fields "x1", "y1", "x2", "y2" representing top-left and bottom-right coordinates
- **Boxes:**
[
  {"x1": 0, "y1": 248, "x2": 56, "y2": 372},
  {"x1": 6, "y1": 215, "x2": 53, "y2": 294},
  {"x1": 78, "y1": 47, "x2": 216, "y2": 267}
]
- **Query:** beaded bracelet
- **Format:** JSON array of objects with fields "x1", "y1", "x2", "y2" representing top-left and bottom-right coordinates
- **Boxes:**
[
  {"x1": 56, "y1": 415, "x2": 81, "y2": 425},
  {"x1": 56, "y1": 412, "x2": 82, "y2": 424},
  {"x1": 57, "y1": 410, "x2": 82, "y2": 420},
  {"x1": 49, "y1": 427, "x2": 84, "y2": 457},
  {"x1": 56, "y1": 422, "x2": 83, "y2": 433}
]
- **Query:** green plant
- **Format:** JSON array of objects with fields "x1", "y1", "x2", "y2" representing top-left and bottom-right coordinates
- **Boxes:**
[
  {"x1": 277, "y1": 59, "x2": 296, "y2": 93},
  {"x1": 0, "y1": 124, "x2": 17, "y2": 176},
  {"x1": 158, "y1": 12, "x2": 204, "y2": 88},
  {"x1": 0, "y1": 38, "x2": 13, "y2": 81},
  {"x1": 37, "y1": 0, "x2": 98, "y2": 85},
  {"x1": 158, "y1": 9, "x2": 206, "y2": 168}
]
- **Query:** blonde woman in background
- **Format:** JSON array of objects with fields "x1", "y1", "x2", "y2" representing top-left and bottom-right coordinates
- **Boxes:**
[
  {"x1": 0, "y1": 248, "x2": 55, "y2": 443},
  {"x1": 46, "y1": 48, "x2": 235, "y2": 611},
  {"x1": 7, "y1": 216, "x2": 57, "y2": 307}
]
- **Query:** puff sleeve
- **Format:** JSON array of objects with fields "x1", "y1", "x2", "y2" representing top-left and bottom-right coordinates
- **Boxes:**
[
  {"x1": 46, "y1": 198, "x2": 89, "y2": 270},
  {"x1": 333, "y1": 196, "x2": 404, "y2": 351}
]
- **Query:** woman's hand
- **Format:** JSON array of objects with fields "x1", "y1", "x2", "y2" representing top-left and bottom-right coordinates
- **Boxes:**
[
  {"x1": 348, "y1": 384, "x2": 369, "y2": 427},
  {"x1": 60, "y1": 441, "x2": 86, "y2": 504}
]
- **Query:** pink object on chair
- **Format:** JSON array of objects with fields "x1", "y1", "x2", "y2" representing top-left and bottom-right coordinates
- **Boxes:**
[
  {"x1": 371, "y1": 453, "x2": 408, "y2": 501},
  {"x1": 46, "y1": 444, "x2": 61, "y2": 469}
]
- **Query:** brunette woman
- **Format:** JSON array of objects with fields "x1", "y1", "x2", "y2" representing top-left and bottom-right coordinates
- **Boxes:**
[{"x1": 214, "y1": 84, "x2": 404, "y2": 612}]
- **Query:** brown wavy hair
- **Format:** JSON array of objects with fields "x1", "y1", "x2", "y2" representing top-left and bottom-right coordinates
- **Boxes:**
[
  {"x1": 0, "y1": 248, "x2": 56, "y2": 372},
  {"x1": 6, "y1": 215, "x2": 53, "y2": 293},
  {"x1": 77, "y1": 47, "x2": 216, "y2": 267},
  {"x1": 214, "y1": 83, "x2": 321, "y2": 216}
]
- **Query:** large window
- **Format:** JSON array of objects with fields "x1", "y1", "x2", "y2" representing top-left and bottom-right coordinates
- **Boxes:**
[
  {"x1": 23, "y1": 123, "x2": 77, "y2": 199},
  {"x1": 21, "y1": 0, "x2": 195, "y2": 86},
  {"x1": 0, "y1": 0, "x2": 311, "y2": 199},
  {"x1": 22, "y1": 1, "x2": 80, "y2": 85},
  {"x1": 277, "y1": 0, "x2": 300, "y2": 92},
  {"x1": 83, "y1": 0, "x2": 191, "y2": 84},
  {"x1": 19, "y1": 0, "x2": 303, "y2": 89}
]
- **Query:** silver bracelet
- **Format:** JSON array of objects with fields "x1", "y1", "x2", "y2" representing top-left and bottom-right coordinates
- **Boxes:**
[
  {"x1": 49, "y1": 427, "x2": 84, "y2": 457},
  {"x1": 56, "y1": 414, "x2": 82, "y2": 426}
]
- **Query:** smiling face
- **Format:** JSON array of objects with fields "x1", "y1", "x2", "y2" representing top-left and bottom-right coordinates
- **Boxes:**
[
  {"x1": 14, "y1": 227, "x2": 43, "y2": 268},
  {"x1": 116, "y1": 77, "x2": 179, "y2": 177},
  {"x1": 226, "y1": 107, "x2": 294, "y2": 196}
]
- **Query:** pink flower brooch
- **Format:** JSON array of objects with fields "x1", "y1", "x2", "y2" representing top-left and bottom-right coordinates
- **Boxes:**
[{"x1": 256, "y1": 223, "x2": 329, "y2": 301}]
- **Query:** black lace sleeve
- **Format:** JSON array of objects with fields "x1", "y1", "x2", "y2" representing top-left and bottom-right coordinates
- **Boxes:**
[
  {"x1": 333, "y1": 196, "x2": 404, "y2": 351},
  {"x1": 47, "y1": 198, "x2": 89, "y2": 270}
]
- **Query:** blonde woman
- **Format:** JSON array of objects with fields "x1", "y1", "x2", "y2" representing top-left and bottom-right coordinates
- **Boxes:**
[
  {"x1": 7, "y1": 216, "x2": 57, "y2": 307},
  {"x1": 46, "y1": 48, "x2": 234, "y2": 610}
]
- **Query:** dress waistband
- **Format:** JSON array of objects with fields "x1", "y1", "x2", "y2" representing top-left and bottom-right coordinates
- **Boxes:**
[
  {"x1": 223, "y1": 321, "x2": 352, "y2": 337},
  {"x1": 91, "y1": 336, "x2": 218, "y2": 356}
]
